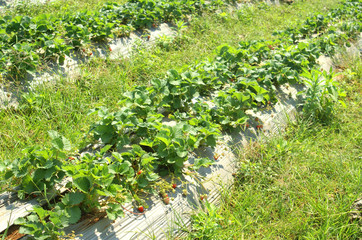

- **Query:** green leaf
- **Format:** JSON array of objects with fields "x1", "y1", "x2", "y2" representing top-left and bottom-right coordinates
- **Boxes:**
[
  {"x1": 116, "y1": 135, "x2": 130, "y2": 149},
  {"x1": 66, "y1": 206, "x2": 81, "y2": 224},
  {"x1": 62, "y1": 192, "x2": 85, "y2": 206},
  {"x1": 141, "y1": 155, "x2": 156, "y2": 166},
  {"x1": 21, "y1": 175, "x2": 36, "y2": 194},
  {"x1": 14, "y1": 217, "x2": 27, "y2": 225},
  {"x1": 140, "y1": 139, "x2": 153, "y2": 148},
  {"x1": 106, "y1": 209, "x2": 117, "y2": 221},
  {"x1": 96, "y1": 189, "x2": 112, "y2": 197},
  {"x1": 73, "y1": 177, "x2": 91, "y2": 193},
  {"x1": 168, "y1": 69, "x2": 180, "y2": 81},
  {"x1": 4, "y1": 170, "x2": 14, "y2": 180},
  {"x1": 193, "y1": 158, "x2": 214, "y2": 170},
  {"x1": 137, "y1": 177, "x2": 149, "y2": 188},
  {"x1": 298, "y1": 42, "x2": 308, "y2": 50},
  {"x1": 145, "y1": 172, "x2": 159, "y2": 182},
  {"x1": 48, "y1": 130, "x2": 61, "y2": 140},
  {"x1": 32, "y1": 169, "x2": 46, "y2": 182},
  {"x1": 100, "y1": 145, "x2": 113, "y2": 155},
  {"x1": 106, "y1": 203, "x2": 124, "y2": 220},
  {"x1": 107, "y1": 184, "x2": 124, "y2": 196},
  {"x1": 157, "y1": 136, "x2": 170, "y2": 146},
  {"x1": 255, "y1": 94, "x2": 265, "y2": 103},
  {"x1": 37, "y1": 25, "x2": 48, "y2": 32},
  {"x1": 43, "y1": 160, "x2": 55, "y2": 169},
  {"x1": 170, "y1": 80, "x2": 181, "y2": 85},
  {"x1": 33, "y1": 206, "x2": 48, "y2": 220},
  {"x1": 176, "y1": 149, "x2": 188, "y2": 158},
  {"x1": 48, "y1": 130, "x2": 72, "y2": 151},
  {"x1": 233, "y1": 91, "x2": 244, "y2": 101},
  {"x1": 109, "y1": 162, "x2": 130, "y2": 175},
  {"x1": 44, "y1": 166, "x2": 57, "y2": 181},
  {"x1": 28, "y1": 213, "x2": 40, "y2": 222},
  {"x1": 111, "y1": 152, "x2": 122, "y2": 162},
  {"x1": 206, "y1": 135, "x2": 217, "y2": 147}
]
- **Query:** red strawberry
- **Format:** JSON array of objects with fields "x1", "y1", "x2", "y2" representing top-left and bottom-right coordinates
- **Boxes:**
[
  {"x1": 245, "y1": 124, "x2": 250, "y2": 128},
  {"x1": 163, "y1": 197, "x2": 170, "y2": 204},
  {"x1": 213, "y1": 155, "x2": 219, "y2": 161},
  {"x1": 109, "y1": 47, "x2": 112, "y2": 51},
  {"x1": 256, "y1": 125, "x2": 263, "y2": 130},
  {"x1": 137, "y1": 170, "x2": 142, "y2": 175},
  {"x1": 147, "y1": 35, "x2": 150, "y2": 40},
  {"x1": 137, "y1": 206, "x2": 144, "y2": 213},
  {"x1": 89, "y1": 52, "x2": 93, "y2": 56},
  {"x1": 230, "y1": 78, "x2": 235, "y2": 82},
  {"x1": 152, "y1": 23, "x2": 156, "y2": 28},
  {"x1": 68, "y1": 156, "x2": 75, "y2": 160},
  {"x1": 172, "y1": 184, "x2": 177, "y2": 189},
  {"x1": 255, "y1": 117, "x2": 259, "y2": 122}
]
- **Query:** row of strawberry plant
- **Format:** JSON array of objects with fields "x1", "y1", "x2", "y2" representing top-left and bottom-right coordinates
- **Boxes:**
[
  {"x1": 0, "y1": 0, "x2": 360, "y2": 238},
  {"x1": 273, "y1": 0, "x2": 361, "y2": 48},
  {"x1": 0, "y1": 0, "x2": 225, "y2": 80}
]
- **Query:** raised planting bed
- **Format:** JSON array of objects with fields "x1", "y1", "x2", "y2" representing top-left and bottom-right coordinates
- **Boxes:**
[
  {"x1": 0, "y1": 0, "x2": 226, "y2": 81},
  {"x1": 0, "y1": 81, "x2": 304, "y2": 239},
  {"x1": 0, "y1": 0, "x2": 238, "y2": 109},
  {"x1": 0, "y1": 22, "x2": 178, "y2": 109}
]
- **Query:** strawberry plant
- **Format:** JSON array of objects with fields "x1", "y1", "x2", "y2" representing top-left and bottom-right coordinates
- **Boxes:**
[
  {"x1": 5, "y1": 42, "x2": 40, "y2": 77},
  {"x1": 15, "y1": 206, "x2": 70, "y2": 240},
  {"x1": 0, "y1": 131, "x2": 70, "y2": 200},
  {"x1": 152, "y1": 69, "x2": 203, "y2": 112},
  {"x1": 88, "y1": 107, "x2": 139, "y2": 149},
  {"x1": 118, "y1": 86, "x2": 157, "y2": 119},
  {"x1": 140, "y1": 123, "x2": 199, "y2": 174},
  {"x1": 192, "y1": 60, "x2": 235, "y2": 93},
  {"x1": 186, "y1": 112, "x2": 221, "y2": 148},
  {"x1": 62, "y1": 14, "x2": 92, "y2": 48},
  {"x1": 209, "y1": 81, "x2": 270, "y2": 129},
  {"x1": 300, "y1": 14, "x2": 329, "y2": 36},
  {"x1": 62, "y1": 151, "x2": 134, "y2": 216}
]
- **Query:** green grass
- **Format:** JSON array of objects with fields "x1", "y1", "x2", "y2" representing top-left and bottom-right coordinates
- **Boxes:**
[
  {"x1": 0, "y1": 0, "x2": 343, "y2": 163},
  {"x1": 183, "y1": 54, "x2": 362, "y2": 239}
]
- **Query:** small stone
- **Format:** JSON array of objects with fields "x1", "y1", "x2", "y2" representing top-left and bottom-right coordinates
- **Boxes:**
[{"x1": 350, "y1": 198, "x2": 362, "y2": 221}]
